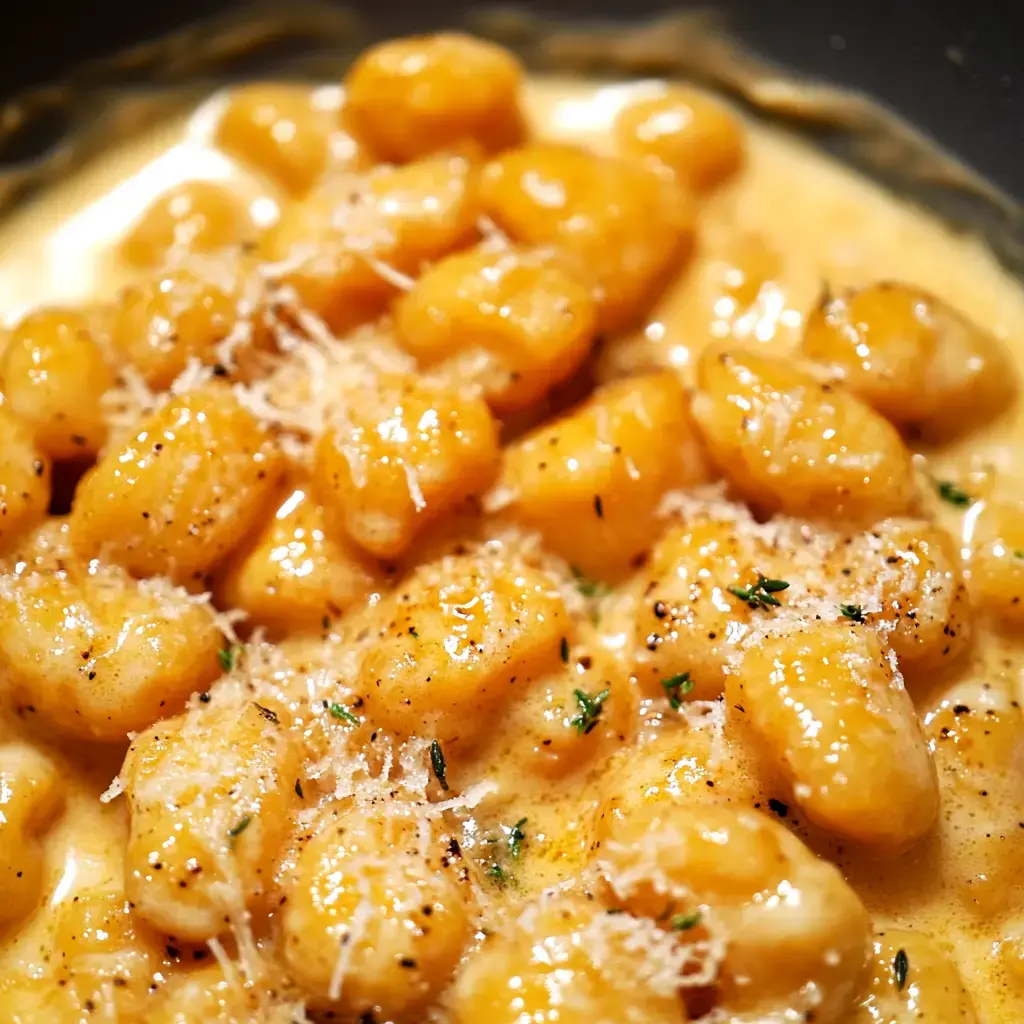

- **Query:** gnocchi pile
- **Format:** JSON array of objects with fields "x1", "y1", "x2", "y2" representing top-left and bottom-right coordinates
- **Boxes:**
[{"x1": 0, "y1": 29, "x2": 1023, "y2": 1024}]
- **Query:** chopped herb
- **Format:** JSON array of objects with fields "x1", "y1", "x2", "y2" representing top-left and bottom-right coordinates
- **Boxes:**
[
  {"x1": 508, "y1": 817, "x2": 527, "y2": 859},
  {"x1": 560, "y1": 637, "x2": 569, "y2": 663},
  {"x1": 605, "y1": 908, "x2": 626, "y2": 915},
  {"x1": 661, "y1": 672, "x2": 694, "y2": 710},
  {"x1": 839, "y1": 603, "x2": 866, "y2": 624},
  {"x1": 409, "y1": 627, "x2": 419, "y2": 638},
  {"x1": 485, "y1": 864, "x2": 508, "y2": 887},
  {"x1": 571, "y1": 565, "x2": 610, "y2": 598},
  {"x1": 570, "y1": 687, "x2": 610, "y2": 735},
  {"x1": 670, "y1": 910, "x2": 702, "y2": 931},
  {"x1": 430, "y1": 739, "x2": 449, "y2": 791},
  {"x1": 935, "y1": 480, "x2": 972, "y2": 508},
  {"x1": 227, "y1": 815, "x2": 251, "y2": 842},
  {"x1": 593, "y1": 494, "x2": 604, "y2": 518},
  {"x1": 1015, "y1": 550, "x2": 1024, "y2": 559},
  {"x1": 218, "y1": 644, "x2": 242, "y2": 672},
  {"x1": 251, "y1": 702, "x2": 279, "y2": 724},
  {"x1": 894, "y1": 948, "x2": 909, "y2": 991},
  {"x1": 294, "y1": 779, "x2": 304, "y2": 799},
  {"x1": 329, "y1": 703, "x2": 358, "y2": 726},
  {"x1": 728, "y1": 575, "x2": 790, "y2": 611}
]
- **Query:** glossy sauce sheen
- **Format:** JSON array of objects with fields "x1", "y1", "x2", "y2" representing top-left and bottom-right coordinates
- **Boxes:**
[{"x1": 0, "y1": 35, "x2": 1023, "y2": 1024}]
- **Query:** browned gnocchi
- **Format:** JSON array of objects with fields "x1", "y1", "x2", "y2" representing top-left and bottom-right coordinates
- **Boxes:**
[
  {"x1": 313, "y1": 373, "x2": 499, "y2": 560},
  {"x1": 801, "y1": 282, "x2": 1017, "y2": 438},
  {"x1": 70, "y1": 384, "x2": 284, "y2": 583},
  {"x1": 1, "y1": 307, "x2": 114, "y2": 459},
  {"x1": 394, "y1": 245, "x2": 597, "y2": 411},
  {"x1": 728, "y1": 622, "x2": 939, "y2": 853},
  {"x1": 120, "y1": 181, "x2": 254, "y2": 268},
  {"x1": 693, "y1": 344, "x2": 918, "y2": 522},
  {"x1": 343, "y1": 33, "x2": 526, "y2": 163},
  {"x1": 480, "y1": 142, "x2": 695, "y2": 331},
  {"x1": 495, "y1": 372, "x2": 710, "y2": 580},
  {"x1": 614, "y1": 86, "x2": 746, "y2": 192},
  {"x1": 215, "y1": 83, "x2": 340, "y2": 196}
]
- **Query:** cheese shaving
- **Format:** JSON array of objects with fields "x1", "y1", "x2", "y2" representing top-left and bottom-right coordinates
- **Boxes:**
[{"x1": 328, "y1": 875, "x2": 374, "y2": 1001}]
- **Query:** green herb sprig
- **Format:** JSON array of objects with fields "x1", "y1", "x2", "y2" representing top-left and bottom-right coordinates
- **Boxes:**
[
  {"x1": 728, "y1": 575, "x2": 790, "y2": 610},
  {"x1": 839, "y1": 603, "x2": 866, "y2": 624},
  {"x1": 227, "y1": 815, "x2": 251, "y2": 844},
  {"x1": 430, "y1": 739, "x2": 449, "y2": 791},
  {"x1": 670, "y1": 910, "x2": 702, "y2": 931},
  {"x1": 508, "y1": 817, "x2": 527, "y2": 859},
  {"x1": 218, "y1": 644, "x2": 243, "y2": 672},
  {"x1": 934, "y1": 480, "x2": 972, "y2": 508},
  {"x1": 485, "y1": 864, "x2": 508, "y2": 887},
  {"x1": 329, "y1": 703, "x2": 359, "y2": 726},
  {"x1": 661, "y1": 672, "x2": 694, "y2": 709},
  {"x1": 570, "y1": 688, "x2": 610, "y2": 735}
]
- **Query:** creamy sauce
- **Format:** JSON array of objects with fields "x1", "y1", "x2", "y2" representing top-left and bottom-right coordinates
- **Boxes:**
[{"x1": 1, "y1": 74, "x2": 1023, "y2": 1022}]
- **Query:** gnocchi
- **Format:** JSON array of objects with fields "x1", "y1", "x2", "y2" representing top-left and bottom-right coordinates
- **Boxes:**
[
  {"x1": 597, "y1": 801, "x2": 871, "y2": 1022},
  {"x1": 496, "y1": 373, "x2": 710, "y2": 580},
  {"x1": 801, "y1": 282, "x2": 1017, "y2": 439},
  {"x1": 281, "y1": 804, "x2": 472, "y2": 1017},
  {"x1": 71, "y1": 385, "x2": 284, "y2": 583},
  {"x1": 394, "y1": 245, "x2": 597, "y2": 412},
  {"x1": 480, "y1": 142, "x2": 695, "y2": 331},
  {"x1": 344, "y1": 33, "x2": 526, "y2": 163},
  {"x1": 1, "y1": 307, "x2": 114, "y2": 459},
  {"x1": 0, "y1": 743, "x2": 64, "y2": 933},
  {"x1": 313, "y1": 373, "x2": 499, "y2": 560},
  {"x1": 693, "y1": 344, "x2": 918, "y2": 522},
  {"x1": 727, "y1": 622, "x2": 939, "y2": 853}
]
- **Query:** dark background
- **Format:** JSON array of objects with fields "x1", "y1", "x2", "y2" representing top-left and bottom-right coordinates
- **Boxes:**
[{"x1": 0, "y1": 0, "x2": 1021, "y2": 196}]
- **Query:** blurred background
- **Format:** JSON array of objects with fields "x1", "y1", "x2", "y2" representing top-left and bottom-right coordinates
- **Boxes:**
[{"x1": 0, "y1": 0, "x2": 1021, "y2": 196}]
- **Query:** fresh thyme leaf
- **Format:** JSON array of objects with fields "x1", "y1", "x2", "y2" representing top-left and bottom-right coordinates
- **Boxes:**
[
  {"x1": 560, "y1": 636, "x2": 569, "y2": 663},
  {"x1": 409, "y1": 627, "x2": 419, "y2": 638},
  {"x1": 894, "y1": 948, "x2": 909, "y2": 991},
  {"x1": 227, "y1": 815, "x2": 251, "y2": 841},
  {"x1": 728, "y1": 575, "x2": 790, "y2": 611},
  {"x1": 218, "y1": 644, "x2": 242, "y2": 672},
  {"x1": 328, "y1": 703, "x2": 358, "y2": 726},
  {"x1": 485, "y1": 864, "x2": 508, "y2": 887},
  {"x1": 570, "y1": 687, "x2": 610, "y2": 735},
  {"x1": 251, "y1": 702, "x2": 279, "y2": 724},
  {"x1": 670, "y1": 910, "x2": 702, "y2": 931},
  {"x1": 294, "y1": 779, "x2": 304, "y2": 799},
  {"x1": 508, "y1": 817, "x2": 527, "y2": 859},
  {"x1": 839, "y1": 603, "x2": 866, "y2": 624},
  {"x1": 430, "y1": 739, "x2": 449, "y2": 791},
  {"x1": 661, "y1": 672, "x2": 694, "y2": 710},
  {"x1": 935, "y1": 480, "x2": 972, "y2": 508},
  {"x1": 1015, "y1": 550, "x2": 1024, "y2": 559}
]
